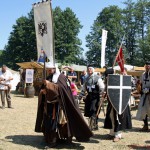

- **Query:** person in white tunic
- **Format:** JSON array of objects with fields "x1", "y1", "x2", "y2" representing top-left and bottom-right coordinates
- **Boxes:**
[
  {"x1": 136, "y1": 62, "x2": 150, "y2": 131},
  {"x1": 0, "y1": 65, "x2": 13, "y2": 109}
]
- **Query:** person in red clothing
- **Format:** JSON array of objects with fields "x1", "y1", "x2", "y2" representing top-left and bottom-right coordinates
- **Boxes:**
[{"x1": 70, "y1": 81, "x2": 79, "y2": 104}]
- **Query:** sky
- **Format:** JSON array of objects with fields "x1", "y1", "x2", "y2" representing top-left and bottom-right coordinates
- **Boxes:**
[{"x1": 0, "y1": 0, "x2": 125, "y2": 53}]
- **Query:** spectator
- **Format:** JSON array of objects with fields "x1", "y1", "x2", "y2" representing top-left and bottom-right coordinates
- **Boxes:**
[
  {"x1": 0, "y1": 65, "x2": 13, "y2": 109},
  {"x1": 80, "y1": 70, "x2": 87, "y2": 86},
  {"x1": 67, "y1": 68, "x2": 77, "y2": 82},
  {"x1": 70, "y1": 81, "x2": 79, "y2": 104}
]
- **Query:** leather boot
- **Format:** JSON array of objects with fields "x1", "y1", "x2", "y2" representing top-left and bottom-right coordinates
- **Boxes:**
[
  {"x1": 2, "y1": 102, "x2": 5, "y2": 109},
  {"x1": 139, "y1": 125, "x2": 149, "y2": 131},
  {"x1": 8, "y1": 101, "x2": 13, "y2": 108}
]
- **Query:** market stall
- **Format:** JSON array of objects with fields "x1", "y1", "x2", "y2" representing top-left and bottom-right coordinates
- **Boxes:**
[{"x1": 16, "y1": 62, "x2": 44, "y2": 96}]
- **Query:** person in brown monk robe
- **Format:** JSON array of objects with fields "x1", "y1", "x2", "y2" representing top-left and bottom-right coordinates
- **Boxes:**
[{"x1": 35, "y1": 62, "x2": 93, "y2": 148}]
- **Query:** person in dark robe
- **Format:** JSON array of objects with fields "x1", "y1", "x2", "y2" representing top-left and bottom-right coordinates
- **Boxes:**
[
  {"x1": 35, "y1": 62, "x2": 93, "y2": 148},
  {"x1": 104, "y1": 68, "x2": 132, "y2": 142}
]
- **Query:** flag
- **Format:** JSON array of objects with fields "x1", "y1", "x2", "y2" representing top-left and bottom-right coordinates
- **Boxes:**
[
  {"x1": 33, "y1": 0, "x2": 54, "y2": 64},
  {"x1": 101, "y1": 29, "x2": 108, "y2": 68},
  {"x1": 116, "y1": 47, "x2": 125, "y2": 73}
]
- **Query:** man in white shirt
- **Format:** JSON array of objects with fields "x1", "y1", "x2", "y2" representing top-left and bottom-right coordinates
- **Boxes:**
[{"x1": 0, "y1": 65, "x2": 13, "y2": 109}]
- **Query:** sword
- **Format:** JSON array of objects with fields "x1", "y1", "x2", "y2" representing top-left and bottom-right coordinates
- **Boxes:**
[
  {"x1": 88, "y1": 93, "x2": 106, "y2": 130},
  {"x1": 96, "y1": 93, "x2": 107, "y2": 117}
]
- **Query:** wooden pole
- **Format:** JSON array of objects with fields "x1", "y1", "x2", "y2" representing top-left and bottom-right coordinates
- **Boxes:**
[
  {"x1": 43, "y1": 57, "x2": 46, "y2": 80},
  {"x1": 50, "y1": 0, "x2": 55, "y2": 66}
]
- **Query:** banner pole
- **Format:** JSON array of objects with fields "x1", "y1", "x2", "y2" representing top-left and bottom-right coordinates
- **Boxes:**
[{"x1": 50, "y1": 0, "x2": 55, "y2": 65}]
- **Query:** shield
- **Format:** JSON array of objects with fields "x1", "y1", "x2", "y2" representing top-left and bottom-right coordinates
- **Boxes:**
[{"x1": 107, "y1": 74, "x2": 131, "y2": 115}]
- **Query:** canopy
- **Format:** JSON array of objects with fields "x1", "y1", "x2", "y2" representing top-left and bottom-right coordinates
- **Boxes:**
[
  {"x1": 94, "y1": 68, "x2": 106, "y2": 73},
  {"x1": 115, "y1": 70, "x2": 144, "y2": 77},
  {"x1": 16, "y1": 62, "x2": 43, "y2": 69},
  {"x1": 62, "y1": 64, "x2": 87, "y2": 72},
  {"x1": 113, "y1": 64, "x2": 134, "y2": 71},
  {"x1": 133, "y1": 66, "x2": 145, "y2": 71}
]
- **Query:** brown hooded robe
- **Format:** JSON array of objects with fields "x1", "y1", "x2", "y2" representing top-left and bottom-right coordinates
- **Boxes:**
[{"x1": 35, "y1": 73, "x2": 93, "y2": 144}]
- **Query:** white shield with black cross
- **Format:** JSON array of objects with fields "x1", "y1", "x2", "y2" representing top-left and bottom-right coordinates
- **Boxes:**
[{"x1": 107, "y1": 74, "x2": 132, "y2": 115}]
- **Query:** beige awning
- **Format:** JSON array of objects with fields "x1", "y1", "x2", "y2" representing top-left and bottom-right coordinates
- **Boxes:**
[
  {"x1": 133, "y1": 66, "x2": 145, "y2": 71},
  {"x1": 115, "y1": 70, "x2": 144, "y2": 76},
  {"x1": 94, "y1": 68, "x2": 106, "y2": 73},
  {"x1": 16, "y1": 62, "x2": 43, "y2": 69}
]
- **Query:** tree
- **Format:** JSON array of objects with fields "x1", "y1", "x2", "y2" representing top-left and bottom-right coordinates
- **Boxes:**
[
  {"x1": 137, "y1": 25, "x2": 150, "y2": 65},
  {"x1": 85, "y1": 6, "x2": 123, "y2": 67},
  {"x1": 85, "y1": 0, "x2": 150, "y2": 67},
  {"x1": 53, "y1": 7, "x2": 83, "y2": 64},
  {"x1": 122, "y1": 0, "x2": 150, "y2": 65},
  {"x1": 0, "y1": 10, "x2": 37, "y2": 70},
  {"x1": 0, "y1": 7, "x2": 84, "y2": 70},
  {"x1": 133, "y1": 0, "x2": 150, "y2": 66}
]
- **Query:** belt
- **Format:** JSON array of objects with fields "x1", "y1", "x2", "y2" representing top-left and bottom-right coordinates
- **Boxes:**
[{"x1": 47, "y1": 99, "x2": 59, "y2": 104}]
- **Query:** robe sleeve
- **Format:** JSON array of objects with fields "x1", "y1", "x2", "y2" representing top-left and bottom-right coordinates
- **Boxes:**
[{"x1": 45, "y1": 82, "x2": 59, "y2": 102}]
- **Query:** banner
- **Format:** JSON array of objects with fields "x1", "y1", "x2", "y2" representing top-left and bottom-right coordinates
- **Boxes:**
[
  {"x1": 116, "y1": 47, "x2": 125, "y2": 73},
  {"x1": 101, "y1": 29, "x2": 108, "y2": 68},
  {"x1": 25, "y1": 69, "x2": 34, "y2": 83},
  {"x1": 33, "y1": 0, "x2": 54, "y2": 64}
]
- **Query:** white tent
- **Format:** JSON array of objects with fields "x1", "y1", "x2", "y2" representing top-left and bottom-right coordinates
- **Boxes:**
[
  {"x1": 113, "y1": 64, "x2": 134, "y2": 71},
  {"x1": 8, "y1": 68, "x2": 20, "y2": 91}
]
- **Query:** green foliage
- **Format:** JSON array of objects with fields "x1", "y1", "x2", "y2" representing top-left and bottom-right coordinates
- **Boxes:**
[
  {"x1": 0, "y1": 50, "x2": 3, "y2": 55},
  {"x1": 0, "y1": 7, "x2": 83, "y2": 70},
  {"x1": 85, "y1": 0, "x2": 150, "y2": 67},
  {"x1": 137, "y1": 25, "x2": 150, "y2": 65},
  {"x1": 53, "y1": 7, "x2": 83, "y2": 64},
  {"x1": 1, "y1": 1, "x2": 149, "y2": 69},
  {"x1": 122, "y1": 0, "x2": 150, "y2": 65},
  {"x1": 0, "y1": 10, "x2": 36, "y2": 70},
  {"x1": 86, "y1": 6, "x2": 123, "y2": 67}
]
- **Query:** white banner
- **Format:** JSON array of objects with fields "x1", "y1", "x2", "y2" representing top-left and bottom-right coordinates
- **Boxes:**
[
  {"x1": 101, "y1": 29, "x2": 108, "y2": 68},
  {"x1": 33, "y1": 0, "x2": 54, "y2": 64},
  {"x1": 25, "y1": 69, "x2": 34, "y2": 83}
]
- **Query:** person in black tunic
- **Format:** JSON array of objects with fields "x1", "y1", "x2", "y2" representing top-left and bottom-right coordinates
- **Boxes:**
[
  {"x1": 79, "y1": 66, "x2": 105, "y2": 130},
  {"x1": 104, "y1": 68, "x2": 132, "y2": 142}
]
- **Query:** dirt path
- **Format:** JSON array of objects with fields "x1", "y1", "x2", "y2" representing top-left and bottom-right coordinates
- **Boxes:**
[{"x1": 0, "y1": 92, "x2": 149, "y2": 150}]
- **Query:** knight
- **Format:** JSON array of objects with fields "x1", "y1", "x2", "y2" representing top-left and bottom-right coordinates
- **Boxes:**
[
  {"x1": 136, "y1": 61, "x2": 150, "y2": 131},
  {"x1": 103, "y1": 68, "x2": 132, "y2": 142},
  {"x1": 79, "y1": 65, "x2": 105, "y2": 130}
]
